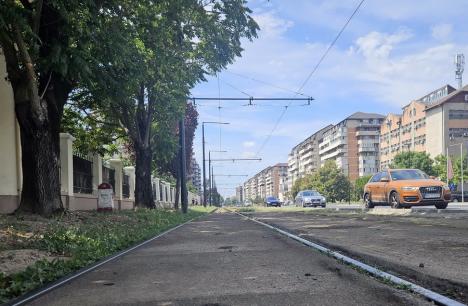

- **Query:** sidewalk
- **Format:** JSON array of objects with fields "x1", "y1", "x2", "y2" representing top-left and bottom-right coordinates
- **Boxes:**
[{"x1": 27, "y1": 212, "x2": 429, "y2": 305}]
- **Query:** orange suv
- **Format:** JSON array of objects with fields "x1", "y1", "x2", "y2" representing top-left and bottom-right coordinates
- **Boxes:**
[{"x1": 363, "y1": 169, "x2": 451, "y2": 209}]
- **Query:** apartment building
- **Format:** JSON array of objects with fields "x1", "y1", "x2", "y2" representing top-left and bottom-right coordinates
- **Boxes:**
[
  {"x1": 319, "y1": 112, "x2": 385, "y2": 180},
  {"x1": 426, "y1": 84, "x2": 468, "y2": 158},
  {"x1": 380, "y1": 99, "x2": 428, "y2": 169},
  {"x1": 287, "y1": 125, "x2": 333, "y2": 191},
  {"x1": 188, "y1": 158, "x2": 202, "y2": 195},
  {"x1": 380, "y1": 84, "x2": 468, "y2": 169},
  {"x1": 243, "y1": 163, "x2": 288, "y2": 201}
]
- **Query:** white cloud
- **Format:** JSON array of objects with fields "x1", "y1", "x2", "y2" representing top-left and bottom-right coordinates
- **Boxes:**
[
  {"x1": 431, "y1": 23, "x2": 453, "y2": 41},
  {"x1": 354, "y1": 28, "x2": 412, "y2": 59},
  {"x1": 253, "y1": 11, "x2": 294, "y2": 39}
]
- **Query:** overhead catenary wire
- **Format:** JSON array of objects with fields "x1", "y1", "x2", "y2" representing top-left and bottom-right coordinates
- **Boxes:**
[
  {"x1": 225, "y1": 70, "x2": 310, "y2": 97},
  {"x1": 255, "y1": 0, "x2": 365, "y2": 156}
]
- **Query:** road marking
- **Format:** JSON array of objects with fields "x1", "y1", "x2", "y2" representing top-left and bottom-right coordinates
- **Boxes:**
[{"x1": 233, "y1": 211, "x2": 466, "y2": 306}]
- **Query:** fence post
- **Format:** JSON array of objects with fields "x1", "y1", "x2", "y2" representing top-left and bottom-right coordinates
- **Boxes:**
[
  {"x1": 154, "y1": 177, "x2": 161, "y2": 204},
  {"x1": 109, "y1": 159, "x2": 123, "y2": 201},
  {"x1": 123, "y1": 166, "x2": 135, "y2": 200},
  {"x1": 59, "y1": 133, "x2": 75, "y2": 197},
  {"x1": 92, "y1": 154, "x2": 102, "y2": 195},
  {"x1": 165, "y1": 183, "x2": 171, "y2": 205}
]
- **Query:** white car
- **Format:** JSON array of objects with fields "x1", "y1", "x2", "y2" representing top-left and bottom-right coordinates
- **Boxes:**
[{"x1": 295, "y1": 190, "x2": 326, "y2": 208}]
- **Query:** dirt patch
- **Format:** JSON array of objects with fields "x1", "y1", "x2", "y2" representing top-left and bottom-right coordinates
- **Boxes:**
[{"x1": 0, "y1": 249, "x2": 59, "y2": 275}]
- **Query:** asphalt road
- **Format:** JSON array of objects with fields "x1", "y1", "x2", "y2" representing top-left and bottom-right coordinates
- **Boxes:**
[
  {"x1": 245, "y1": 209, "x2": 468, "y2": 304},
  {"x1": 26, "y1": 212, "x2": 429, "y2": 306}
]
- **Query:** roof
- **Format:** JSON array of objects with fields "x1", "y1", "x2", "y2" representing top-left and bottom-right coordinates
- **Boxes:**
[
  {"x1": 273, "y1": 163, "x2": 288, "y2": 167},
  {"x1": 417, "y1": 84, "x2": 456, "y2": 104},
  {"x1": 424, "y1": 84, "x2": 468, "y2": 111},
  {"x1": 346, "y1": 111, "x2": 386, "y2": 120},
  {"x1": 290, "y1": 124, "x2": 334, "y2": 151}
]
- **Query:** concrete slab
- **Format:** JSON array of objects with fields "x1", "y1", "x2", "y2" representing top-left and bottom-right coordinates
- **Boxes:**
[{"x1": 27, "y1": 213, "x2": 429, "y2": 306}]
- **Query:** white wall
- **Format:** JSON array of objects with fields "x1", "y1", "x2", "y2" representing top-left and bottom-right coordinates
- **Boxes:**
[{"x1": 0, "y1": 53, "x2": 20, "y2": 213}]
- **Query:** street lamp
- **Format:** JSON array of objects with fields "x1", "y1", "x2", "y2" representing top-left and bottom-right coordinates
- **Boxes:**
[{"x1": 202, "y1": 121, "x2": 229, "y2": 207}]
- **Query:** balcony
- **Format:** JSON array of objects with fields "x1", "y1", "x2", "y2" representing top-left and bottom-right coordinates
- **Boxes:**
[
  {"x1": 358, "y1": 146, "x2": 377, "y2": 153},
  {"x1": 356, "y1": 130, "x2": 379, "y2": 137}
]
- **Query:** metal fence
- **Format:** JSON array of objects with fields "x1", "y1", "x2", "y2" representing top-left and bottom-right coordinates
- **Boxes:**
[
  {"x1": 122, "y1": 173, "x2": 130, "y2": 198},
  {"x1": 73, "y1": 153, "x2": 93, "y2": 194},
  {"x1": 102, "y1": 165, "x2": 115, "y2": 192}
]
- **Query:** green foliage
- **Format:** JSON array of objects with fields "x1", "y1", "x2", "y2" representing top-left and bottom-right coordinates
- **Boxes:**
[
  {"x1": 352, "y1": 175, "x2": 372, "y2": 201},
  {"x1": 61, "y1": 104, "x2": 125, "y2": 155},
  {"x1": 433, "y1": 154, "x2": 447, "y2": 182},
  {"x1": 390, "y1": 151, "x2": 435, "y2": 175},
  {"x1": 0, "y1": 208, "x2": 212, "y2": 303},
  {"x1": 291, "y1": 160, "x2": 352, "y2": 202},
  {"x1": 187, "y1": 182, "x2": 198, "y2": 194}
]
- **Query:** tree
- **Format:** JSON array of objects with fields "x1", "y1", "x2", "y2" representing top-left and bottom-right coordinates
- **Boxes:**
[
  {"x1": 292, "y1": 161, "x2": 351, "y2": 203},
  {"x1": 0, "y1": 1, "x2": 114, "y2": 216},
  {"x1": 81, "y1": 0, "x2": 258, "y2": 209},
  {"x1": 433, "y1": 154, "x2": 447, "y2": 182},
  {"x1": 390, "y1": 151, "x2": 435, "y2": 175},
  {"x1": 352, "y1": 175, "x2": 371, "y2": 201},
  {"x1": 291, "y1": 177, "x2": 306, "y2": 198}
]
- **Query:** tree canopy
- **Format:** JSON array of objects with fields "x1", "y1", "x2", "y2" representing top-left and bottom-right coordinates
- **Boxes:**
[
  {"x1": 291, "y1": 160, "x2": 351, "y2": 202},
  {"x1": 390, "y1": 151, "x2": 435, "y2": 175}
]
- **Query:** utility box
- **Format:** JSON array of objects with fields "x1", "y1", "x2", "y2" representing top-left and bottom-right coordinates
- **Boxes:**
[{"x1": 98, "y1": 183, "x2": 114, "y2": 211}]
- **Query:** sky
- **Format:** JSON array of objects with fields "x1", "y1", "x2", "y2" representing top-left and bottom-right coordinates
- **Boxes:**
[{"x1": 191, "y1": 0, "x2": 468, "y2": 198}]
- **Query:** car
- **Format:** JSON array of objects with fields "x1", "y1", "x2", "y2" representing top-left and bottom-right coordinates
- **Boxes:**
[
  {"x1": 363, "y1": 169, "x2": 451, "y2": 209},
  {"x1": 451, "y1": 191, "x2": 468, "y2": 202},
  {"x1": 244, "y1": 200, "x2": 252, "y2": 206},
  {"x1": 265, "y1": 196, "x2": 281, "y2": 207},
  {"x1": 295, "y1": 190, "x2": 326, "y2": 207}
]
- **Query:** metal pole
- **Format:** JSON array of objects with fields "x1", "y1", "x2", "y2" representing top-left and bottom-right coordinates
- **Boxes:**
[
  {"x1": 210, "y1": 165, "x2": 214, "y2": 206},
  {"x1": 461, "y1": 143, "x2": 464, "y2": 203},
  {"x1": 446, "y1": 148, "x2": 449, "y2": 185},
  {"x1": 180, "y1": 119, "x2": 188, "y2": 214},
  {"x1": 202, "y1": 124, "x2": 207, "y2": 207},
  {"x1": 208, "y1": 152, "x2": 211, "y2": 206}
]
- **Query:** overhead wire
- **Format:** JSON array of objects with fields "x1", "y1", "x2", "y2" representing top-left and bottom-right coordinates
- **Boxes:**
[
  {"x1": 255, "y1": 0, "x2": 365, "y2": 156},
  {"x1": 225, "y1": 70, "x2": 310, "y2": 97}
]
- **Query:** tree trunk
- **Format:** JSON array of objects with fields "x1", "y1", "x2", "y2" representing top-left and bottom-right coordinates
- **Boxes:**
[
  {"x1": 134, "y1": 144, "x2": 155, "y2": 208},
  {"x1": 15, "y1": 93, "x2": 63, "y2": 216}
]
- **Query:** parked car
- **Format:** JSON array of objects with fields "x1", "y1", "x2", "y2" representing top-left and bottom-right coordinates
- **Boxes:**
[
  {"x1": 265, "y1": 196, "x2": 281, "y2": 207},
  {"x1": 244, "y1": 200, "x2": 252, "y2": 206},
  {"x1": 295, "y1": 190, "x2": 326, "y2": 207},
  {"x1": 363, "y1": 169, "x2": 451, "y2": 209},
  {"x1": 451, "y1": 191, "x2": 468, "y2": 202}
]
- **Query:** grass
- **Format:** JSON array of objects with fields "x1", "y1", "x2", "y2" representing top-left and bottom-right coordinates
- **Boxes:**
[{"x1": 0, "y1": 206, "x2": 214, "y2": 303}]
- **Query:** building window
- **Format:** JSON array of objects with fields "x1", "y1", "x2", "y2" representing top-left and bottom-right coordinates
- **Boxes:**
[{"x1": 449, "y1": 110, "x2": 468, "y2": 119}]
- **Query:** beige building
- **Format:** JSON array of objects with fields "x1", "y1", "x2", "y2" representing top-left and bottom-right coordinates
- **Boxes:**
[
  {"x1": 426, "y1": 84, "x2": 468, "y2": 158},
  {"x1": 380, "y1": 100, "x2": 428, "y2": 169},
  {"x1": 287, "y1": 125, "x2": 333, "y2": 191},
  {"x1": 319, "y1": 112, "x2": 385, "y2": 180},
  {"x1": 380, "y1": 84, "x2": 468, "y2": 169},
  {"x1": 243, "y1": 163, "x2": 287, "y2": 201}
]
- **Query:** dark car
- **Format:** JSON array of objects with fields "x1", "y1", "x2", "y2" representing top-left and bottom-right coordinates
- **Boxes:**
[
  {"x1": 451, "y1": 191, "x2": 468, "y2": 202},
  {"x1": 265, "y1": 196, "x2": 281, "y2": 207}
]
